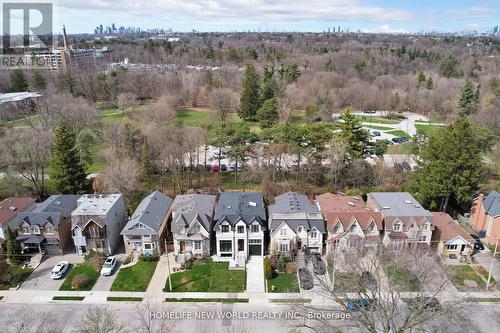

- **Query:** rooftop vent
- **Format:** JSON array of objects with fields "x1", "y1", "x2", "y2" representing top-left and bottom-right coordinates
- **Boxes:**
[
  {"x1": 404, "y1": 200, "x2": 412, "y2": 204},
  {"x1": 414, "y1": 204, "x2": 421, "y2": 208},
  {"x1": 347, "y1": 201, "x2": 355, "y2": 207},
  {"x1": 382, "y1": 206, "x2": 391, "y2": 210},
  {"x1": 8, "y1": 206, "x2": 17, "y2": 211},
  {"x1": 248, "y1": 201, "x2": 257, "y2": 207}
]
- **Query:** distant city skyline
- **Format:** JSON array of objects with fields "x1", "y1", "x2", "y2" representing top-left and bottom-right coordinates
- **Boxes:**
[{"x1": 3, "y1": 0, "x2": 500, "y2": 35}]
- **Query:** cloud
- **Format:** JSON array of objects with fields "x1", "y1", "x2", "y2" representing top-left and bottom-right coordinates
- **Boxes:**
[
  {"x1": 54, "y1": 0, "x2": 412, "y2": 23},
  {"x1": 467, "y1": 23, "x2": 480, "y2": 32},
  {"x1": 361, "y1": 24, "x2": 408, "y2": 34}
]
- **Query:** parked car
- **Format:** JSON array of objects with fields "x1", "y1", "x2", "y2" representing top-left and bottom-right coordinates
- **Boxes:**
[
  {"x1": 470, "y1": 234, "x2": 480, "y2": 242},
  {"x1": 474, "y1": 242, "x2": 485, "y2": 251},
  {"x1": 205, "y1": 165, "x2": 212, "y2": 172},
  {"x1": 361, "y1": 271, "x2": 377, "y2": 290},
  {"x1": 364, "y1": 110, "x2": 376, "y2": 114},
  {"x1": 311, "y1": 253, "x2": 326, "y2": 275},
  {"x1": 100, "y1": 256, "x2": 117, "y2": 276},
  {"x1": 51, "y1": 261, "x2": 69, "y2": 279},
  {"x1": 344, "y1": 298, "x2": 372, "y2": 312},
  {"x1": 372, "y1": 131, "x2": 381, "y2": 137},
  {"x1": 220, "y1": 164, "x2": 228, "y2": 172},
  {"x1": 211, "y1": 164, "x2": 219, "y2": 172},
  {"x1": 402, "y1": 297, "x2": 441, "y2": 311},
  {"x1": 298, "y1": 268, "x2": 314, "y2": 290}
]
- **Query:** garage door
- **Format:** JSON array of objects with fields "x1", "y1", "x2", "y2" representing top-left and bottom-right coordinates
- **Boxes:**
[
  {"x1": 44, "y1": 244, "x2": 61, "y2": 255},
  {"x1": 249, "y1": 239, "x2": 262, "y2": 256}
]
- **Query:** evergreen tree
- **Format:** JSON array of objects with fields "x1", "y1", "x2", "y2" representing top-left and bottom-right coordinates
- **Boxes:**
[
  {"x1": 425, "y1": 77, "x2": 433, "y2": 90},
  {"x1": 32, "y1": 70, "x2": 46, "y2": 91},
  {"x1": 458, "y1": 79, "x2": 479, "y2": 115},
  {"x1": 337, "y1": 107, "x2": 370, "y2": 158},
  {"x1": 9, "y1": 69, "x2": 28, "y2": 92},
  {"x1": 417, "y1": 71, "x2": 426, "y2": 88},
  {"x1": 141, "y1": 140, "x2": 153, "y2": 178},
  {"x1": 410, "y1": 117, "x2": 482, "y2": 211},
  {"x1": 48, "y1": 122, "x2": 88, "y2": 194},
  {"x1": 260, "y1": 66, "x2": 279, "y2": 102},
  {"x1": 305, "y1": 102, "x2": 319, "y2": 122},
  {"x1": 6, "y1": 227, "x2": 18, "y2": 262},
  {"x1": 239, "y1": 63, "x2": 261, "y2": 121},
  {"x1": 58, "y1": 71, "x2": 76, "y2": 95},
  {"x1": 256, "y1": 98, "x2": 278, "y2": 128}
]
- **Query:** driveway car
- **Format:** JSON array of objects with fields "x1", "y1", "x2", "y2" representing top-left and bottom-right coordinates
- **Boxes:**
[
  {"x1": 372, "y1": 131, "x2": 381, "y2": 137},
  {"x1": 220, "y1": 164, "x2": 228, "y2": 172},
  {"x1": 344, "y1": 298, "x2": 372, "y2": 312},
  {"x1": 474, "y1": 242, "x2": 485, "y2": 251},
  {"x1": 100, "y1": 256, "x2": 117, "y2": 276},
  {"x1": 51, "y1": 261, "x2": 69, "y2": 279}
]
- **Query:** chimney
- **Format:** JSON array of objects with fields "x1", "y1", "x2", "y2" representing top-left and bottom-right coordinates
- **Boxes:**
[{"x1": 62, "y1": 25, "x2": 69, "y2": 50}]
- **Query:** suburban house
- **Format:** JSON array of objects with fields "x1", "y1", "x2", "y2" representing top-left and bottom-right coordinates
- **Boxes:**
[
  {"x1": 0, "y1": 197, "x2": 36, "y2": 247},
  {"x1": 431, "y1": 212, "x2": 475, "y2": 257},
  {"x1": 213, "y1": 192, "x2": 267, "y2": 265},
  {"x1": 367, "y1": 192, "x2": 434, "y2": 251},
  {"x1": 9, "y1": 195, "x2": 79, "y2": 255},
  {"x1": 268, "y1": 192, "x2": 325, "y2": 255},
  {"x1": 468, "y1": 191, "x2": 500, "y2": 246},
  {"x1": 121, "y1": 190, "x2": 173, "y2": 256},
  {"x1": 316, "y1": 193, "x2": 383, "y2": 254},
  {"x1": 171, "y1": 194, "x2": 216, "y2": 261},
  {"x1": 71, "y1": 194, "x2": 126, "y2": 256}
]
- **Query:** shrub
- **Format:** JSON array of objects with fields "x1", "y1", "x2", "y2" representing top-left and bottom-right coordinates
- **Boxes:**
[
  {"x1": 264, "y1": 257, "x2": 273, "y2": 279},
  {"x1": 269, "y1": 255, "x2": 279, "y2": 270},
  {"x1": 89, "y1": 257, "x2": 103, "y2": 271},
  {"x1": 278, "y1": 256, "x2": 287, "y2": 272},
  {"x1": 194, "y1": 256, "x2": 213, "y2": 264},
  {"x1": 286, "y1": 262, "x2": 297, "y2": 274},
  {"x1": 71, "y1": 274, "x2": 89, "y2": 289},
  {"x1": 140, "y1": 255, "x2": 160, "y2": 262},
  {"x1": 183, "y1": 258, "x2": 193, "y2": 270}
]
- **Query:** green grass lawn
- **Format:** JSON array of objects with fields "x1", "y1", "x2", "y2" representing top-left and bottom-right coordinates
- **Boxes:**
[
  {"x1": 364, "y1": 124, "x2": 396, "y2": 131},
  {"x1": 176, "y1": 108, "x2": 217, "y2": 127},
  {"x1": 415, "y1": 124, "x2": 443, "y2": 137},
  {"x1": 384, "y1": 263, "x2": 421, "y2": 292},
  {"x1": 52, "y1": 296, "x2": 85, "y2": 301},
  {"x1": 111, "y1": 261, "x2": 157, "y2": 292},
  {"x1": 59, "y1": 262, "x2": 100, "y2": 291},
  {"x1": 267, "y1": 273, "x2": 299, "y2": 293},
  {"x1": 0, "y1": 265, "x2": 34, "y2": 290},
  {"x1": 166, "y1": 262, "x2": 246, "y2": 292},
  {"x1": 355, "y1": 115, "x2": 400, "y2": 124},
  {"x1": 165, "y1": 298, "x2": 249, "y2": 303},
  {"x1": 385, "y1": 130, "x2": 410, "y2": 138},
  {"x1": 330, "y1": 270, "x2": 362, "y2": 292},
  {"x1": 100, "y1": 107, "x2": 126, "y2": 120},
  {"x1": 107, "y1": 296, "x2": 143, "y2": 302},
  {"x1": 446, "y1": 265, "x2": 486, "y2": 291},
  {"x1": 415, "y1": 119, "x2": 448, "y2": 125},
  {"x1": 386, "y1": 142, "x2": 416, "y2": 154}
]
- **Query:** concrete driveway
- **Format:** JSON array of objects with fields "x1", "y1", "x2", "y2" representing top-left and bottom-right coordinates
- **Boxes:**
[
  {"x1": 20, "y1": 253, "x2": 83, "y2": 290},
  {"x1": 91, "y1": 253, "x2": 126, "y2": 291}
]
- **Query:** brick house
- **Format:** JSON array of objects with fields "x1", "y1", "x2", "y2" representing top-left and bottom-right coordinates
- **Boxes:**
[{"x1": 468, "y1": 191, "x2": 500, "y2": 246}]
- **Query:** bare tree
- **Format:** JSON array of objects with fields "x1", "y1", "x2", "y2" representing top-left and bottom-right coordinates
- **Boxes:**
[
  {"x1": 101, "y1": 155, "x2": 142, "y2": 203},
  {"x1": 133, "y1": 302, "x2": 175, "y2": 333},
  {"x1": 146, "y1": 94, "x2": 178, "y2": 124},
  {"x1": 116, "y1": 92, "x2": 139, "y2": 117},
  {"x1": 209, "y1": 88, "x2": 237, "y2": 125},
  {"x1": 78, "y1": 307, "x2": 126, "y2": 333}
]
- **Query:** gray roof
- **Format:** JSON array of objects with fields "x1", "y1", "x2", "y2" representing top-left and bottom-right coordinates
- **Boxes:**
[
  {"x1": 170, "y1": 194, "x2": 215, "y2": 234},
  {"x1": 121, "y1": 191, "x2": 173, "y2": 236},
  {"x1": 368, "y1": 192, "x2": 432, "y2": 217},
  {"x1": 9, "y1": 195, "x2": 79, "y2": 230},
  {"x1": 269, "y1": 192, "x2": 324, "y2": 232},
  {"x1": 214, "y1": 192, "x2": 267, "y2": 228},
  {"x1": 16, "y1": 234, "x2": 45, "y2": 244},
  {"x1": 483, "y1": 191, "x2": 500, "y2": 218}
]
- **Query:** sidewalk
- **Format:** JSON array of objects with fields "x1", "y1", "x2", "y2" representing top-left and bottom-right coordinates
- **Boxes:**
[
  {"x1": 146, "y1": 253, "x2": 179, "y2": 297},
  {"x1": 474, "y1": 253, "x2": 500, "y2": 283}
]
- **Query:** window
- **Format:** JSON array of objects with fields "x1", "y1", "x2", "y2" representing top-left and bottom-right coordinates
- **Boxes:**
[
  {"x1": 220, "y1": 240, "x2": 232, "y2": 252},
  {"x1": 418, "y1": 236, "x2": 426, "y2": 242},
  {"x1": 221, "y1": 225, "x2": 230, "y2": 233},
  {"x1": 349, "y1": 224, "x2": 356, "y2": 232},
  {"x1": 297, "y1": 226, "x2": 303, "y2": 233},
  {"x1": 144, "y1": 243, "x2": 153, "y2": 250},
  {"x1": 310, "y1": 231, "x2": 317, "y2": 239},
  {"x1": 249, "y1": 239, "x2": 261, "y2": 244},
  {"x1": 446, "y1": 244, "x2": 458, "y2": 251},
  {"x1": 279, "y1": 242, "x2": 289, "y2": 252},
  {"x1": 251, "y1": 224, "x2": 259, "y2": 233},
  {"x1": 45, "y1": 225, "x2": 54, "y2": 234},
  {"x1": 194, "y1": 241, "x2": 202, "y2": 250},
  {"x1": 368, "y1": 223, "x2": 375, "y2": 232},
  {"x1": 21, "y1": 227, "x2": 30, "y2": 234},
  {"x1": 280, "y1": 228, "x2": 287, "y2": 236},
  {"x1": 333, "y1": 224, "x2": 340, "y2": 233},
  {"x1": 393, "y1": 223, "x2": 401, "y2": 231},
  {"x1": 423, "y1": 224, "x2": 428, "y2": 231},
  {"x1": 32, "y1": 226, "x2": 40, "y2": 235},
  {"x1": 237, "y1": 226, "x2": 244, "y2": 234},
  {"x1": 89, "y1": 226, "x2": 101, "y2": 238},
  {"x1": 192, "y1": 224, "x2": 200, "y2": 233}
]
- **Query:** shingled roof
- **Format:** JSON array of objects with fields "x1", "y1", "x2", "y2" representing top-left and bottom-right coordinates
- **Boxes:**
[
  {"x1": 432, "y1": 212, "x2": 474, "y2": 244},
  {"x1": 0, "y1": 197, "x2": 35, "y2": 226},
  {"x1": 170, "y1": 194, "x2": 215, "y2": 234},
  {"x1": 483, "y1": 191, "x2": 500, "y2": 218},
  {"x1": 214, "y1": 192, "x2": 266, "y2": 228},
  {"x1": 269, "y1": 192, "x2": 325, "y2": 233}
]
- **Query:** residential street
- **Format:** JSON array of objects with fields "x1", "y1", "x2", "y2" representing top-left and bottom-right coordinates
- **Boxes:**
[{"x1": 473, "y1": 252, "x2": 500, "y2": 284}]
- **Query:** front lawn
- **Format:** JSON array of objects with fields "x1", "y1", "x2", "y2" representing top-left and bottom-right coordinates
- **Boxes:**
[
  {"x1": 267, "y1": 273, "x2": 299, "y2": 293},
  {"x1": 59, "y1": 262, "x2": 100, "y2": 291},
  {"x1": 384, "y1": 263, "x2": 422, "y2": 292},
  {"x1": 52, "y1": 296, "x2": 85, "y2": 301},
  {"x1": 415, "y1": 124, "x2": 443, "y2": 137},
  {"x1": 330, "y1": 270, "x2": 362, "y2": 292},
  {"x1": 0, "y1": 265, "x2": 34, "y2": 290},
  {"x1": 385, "y1": 129, "x2": 410, "y2": 138},
  {"x1": 111, "y1": 260, "x2": 157, "y2": 291},
  {"x1": 166, "y1": 262, "x2": 246, "y2": 292},
  {"x1": 364, "y1": 124, "x2": 395, "y2": 131},
  {"x1": 447, "y1": 265, "x2": 486, "y2": 291}
]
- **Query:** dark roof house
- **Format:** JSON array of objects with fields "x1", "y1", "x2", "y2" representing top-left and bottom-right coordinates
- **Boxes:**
[
  {"x1": 171, "y1": 194, "x2": 215, "y2": 234},
  {"x1": 269, "y1": 192, "x2": 325, "y2": 233},
  {"x1": 213, "y1": 192, "x2": 266, "y2": 229}
]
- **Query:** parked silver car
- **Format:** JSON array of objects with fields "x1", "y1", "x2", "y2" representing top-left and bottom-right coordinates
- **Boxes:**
[{"x1": 51, "y1": 261, "x2": 69, "y2": 279}]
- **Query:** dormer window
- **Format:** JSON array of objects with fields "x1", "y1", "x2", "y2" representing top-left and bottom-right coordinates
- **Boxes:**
[
  {"x1": 297, "y1": 225, "x2": 303, "y2": 233},
  {"x1": 21, "y1": 226, "x2": 30, "y2": 234},
  {"x1": 192, "y1": 224, "x2": 200, "y2": 233},
  {"x1": 45, "y1": 225, "x2": 54, "y2": 234},
  {"x1": 221, "y1": 225, "x2": 230, "y2": 233},
  {"x1": 310, "y1": 231, "x2": 317, "y2": 239},
  {"x1": 280, "y1": 228, "x2": 287, "y2": 236},
  {"x1": 251, "y1": 224, "x2": 259, "y2": 233},
  {"x1": 237, "y1": 226, "x2": 244, "y2": 234},
  {"x1": 423, "y1": 224, "x2": 428, "y2": 231},
  {"x1": 368, "y1": 223, "x2": 375, "y2": 232},
  {"x1": 349, "y1": 224, "x2": 356, "y2": 232},
  {"x1": 333, "y1": 224, "x2": 341, "y2": 233},
  {"x1": 393, "y1": 223, "x2": 401, "y2": 231}
]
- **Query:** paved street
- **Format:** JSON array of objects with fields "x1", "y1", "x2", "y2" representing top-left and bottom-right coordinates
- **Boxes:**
[
  {"x1": 20, "y1": 253, "x2": 84, "y2": 291},
  {"x1": 473, "y1": 252, "x2": 500, "y2": 284}
]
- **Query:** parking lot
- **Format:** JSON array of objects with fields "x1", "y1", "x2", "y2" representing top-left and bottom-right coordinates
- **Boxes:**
[{"x1": 20, "y1": 253, "x2": 84, "y2": 290}]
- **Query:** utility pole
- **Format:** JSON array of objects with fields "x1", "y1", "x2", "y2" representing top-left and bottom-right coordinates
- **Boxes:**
[
  {"x1": 486, "y1": 239, "x2": 498, "y2": 290},
  {"x1": 164, "y1": 238, "x2": 172, "y2": 292},
  {"x1": 331, "y1": 243, "x2": 337, "y2": 292}
]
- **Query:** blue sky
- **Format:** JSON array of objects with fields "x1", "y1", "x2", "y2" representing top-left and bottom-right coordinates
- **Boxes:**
[{"x1": 3, "y1": 0, "x2": 500, "y2": 34}]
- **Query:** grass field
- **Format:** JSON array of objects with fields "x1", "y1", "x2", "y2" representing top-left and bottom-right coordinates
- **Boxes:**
[
  {"x1": 446, "y1": 265, "x2": 486, "y2": 291},
  {"x1": 355, "y1": 115, "x2": 400, "y2": 124},
  {"x1": 111, "y1": 261, "x2": 158, "y2": 292},
  {"x1": 364, "y1": 124, "x2": 396, "y2": 131},
  {"x1": 415, "y1": 119, "x2": 448, "y2": 125},
  {"x1": 386, "y1": 142, "x2": 416, "y2": 154},
  {"x1": 59, "y1": 262, "x2": 100, "y2": 291},
  {"x1": 0, "y1": 265, "x2": 34, "y2": 290},
  {"x1": 166, "y1": 262, "x2": 246, "y2": 292},
  {"x1": 385, "y1": 130, "x2": 410, "y2": 138},
  {"x1": 267, "y1": 273, "x2": 299, "y2": 293},
  {"x1": 415, "y1": 124, "x2": 443, "y2": 137},
  {"x1": 384, "y1": 262, "x2": 422, "y2": 292}
]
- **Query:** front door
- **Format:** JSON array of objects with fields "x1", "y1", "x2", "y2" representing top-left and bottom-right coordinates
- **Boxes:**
[
  {"x1": 180, "y1": 241, "x2": 187, "y2": 253},
  {"x1": 461, "y1": 244, "x2": 466, "y2": 254},
  {"x1": 78, "y1": 246, "x2": 87, "y2": 256},
  {"x1": 238, "y1": 239, "x2": 245, "y2": 252}
]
